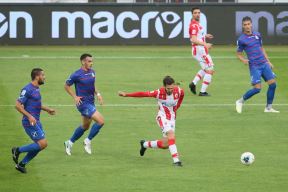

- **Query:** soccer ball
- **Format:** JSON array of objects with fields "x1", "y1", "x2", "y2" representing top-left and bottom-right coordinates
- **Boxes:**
[{"x1": 240, "y1": 152, "x2": 255, "y2": 165}]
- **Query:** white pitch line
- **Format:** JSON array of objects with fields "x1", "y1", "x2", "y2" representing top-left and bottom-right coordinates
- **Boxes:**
[
  {"x1": 0, "y1": 104, "x2": 287, "y2": 107},
  {"x1": 0, "y1": 56, "x2": 288, "y2": 60}
]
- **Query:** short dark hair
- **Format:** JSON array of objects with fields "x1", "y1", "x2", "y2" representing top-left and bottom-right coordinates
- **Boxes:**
[
  {"x1": 80, "y1": 53, "x2": 92, "y2": 61},
  {"x1": 242, "y1": 16, "x2": 252, "y2": 23},
  {"x1": 31, "y1": 68, "x2": 43, "y2": 80},
  {"x1": 192, "y1": 7, "x2": 200, "y2": 14},
  {"x1": 163, "y1": 76, "x2": 175, "y2": 86}
]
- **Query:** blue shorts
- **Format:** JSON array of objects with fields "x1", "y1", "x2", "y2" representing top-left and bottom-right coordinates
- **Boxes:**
[
  {"x1": 22, "y1": 120, "x2": 45, "y2": 142},
  {"x1": 77, "y1": 103, "x2": 96, "y2": 118},
  {"x1": 249, "y1": 63, "x2": 275, "y2": 85}
]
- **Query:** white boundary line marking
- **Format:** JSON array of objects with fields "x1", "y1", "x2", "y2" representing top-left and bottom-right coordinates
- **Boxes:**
[
  {"x1": 0, "y1": 56, "x2": 288, "y2": 60},
  {"x1": 0, "y1": 104, "x2": 287, "y2": 107}
]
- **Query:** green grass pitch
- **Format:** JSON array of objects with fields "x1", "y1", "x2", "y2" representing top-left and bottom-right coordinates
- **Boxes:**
[{"x1": 0, "y1": 46, "x2": 287, "y2": 192}]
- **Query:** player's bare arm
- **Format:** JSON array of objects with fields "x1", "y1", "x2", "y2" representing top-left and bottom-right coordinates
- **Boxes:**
[
  {"x1": 118, "y1": 91, "x2": 127, "y2": 97},
  {"x1": 118, "y1": 91, "x2": 154, "y2": 97},
  {"x1": 15, "y1": 100, "x2": 36, "y2": 126},
  {"x1": 64, "y1": 84, "x2": 82, "y2": 106},
  {"x1": 191, "y1": 35, "x2": 212, "y2": 49},
  {"x1": 261, "y1": 47, "x2": 274, "y2": 68},
  {"x1": 236, "y1": 51, "x2": 249, "y2": 65},
  {"x1": 95, "y1": 88, "x2": 103, "y2": 105},
  {"x1": 205, "y1": 34, "x2": 214, "y2": 39},
  {"x1": 41, "y1": 106, "x2": 56, "y2": 115}
]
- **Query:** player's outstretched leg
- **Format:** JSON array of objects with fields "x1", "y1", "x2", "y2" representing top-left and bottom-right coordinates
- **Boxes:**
[
  {"x1": 14, "y1": 139, "x2": 46, "y2": 174},
  {"x1": 139, "y1": 140, "x2": 147, "y2": 156},
  {"x1": 140, "y1": 139, "x2": 166, "y2": 156},
  {"x1": 264, "y1": 81, "x2": 279, "y2": 113},
  {"x1": 189, "y1": 69, "x2": 205, "y2": 95},
  {"x1": 12, "y1": 147, "x2": 20, "y2": 164},
  {"x1": 236, "y1": 86, "x2": 261, "y2": 113}
]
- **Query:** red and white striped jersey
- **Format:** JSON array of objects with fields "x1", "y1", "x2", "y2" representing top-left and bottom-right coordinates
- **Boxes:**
[
  {"x1": 125, "y1": 86, "x2": 184, "y2": 120},
  {"x1": 189, "y1": 19, "x2": 206, "y2": 46}
]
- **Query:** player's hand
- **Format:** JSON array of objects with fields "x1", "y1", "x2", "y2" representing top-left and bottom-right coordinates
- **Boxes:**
[
  {"x1": 97, "y1": 95, "x2": 104, "y2": 105},
  {"x1": 74, "y1": 96, "x2": 83, "y2": 106},
  {"x1": 118, "y1": 91, "x2": 127, "y2": 97},
  {"x1": 205, "y1": 34, "x2": 214, "y2": 39},
  {"x1": 243, "y1": 59, "x2": 249, "y2": 65},
  {"x1": 28, "y1": 115, "x2": 37, "y2": 126},
  {"x1": 47, "y1": 108, "x2": 56, "y2": 115},
  {"x1": 204, "y1": 43, "x2": 212, "y2": 50}
]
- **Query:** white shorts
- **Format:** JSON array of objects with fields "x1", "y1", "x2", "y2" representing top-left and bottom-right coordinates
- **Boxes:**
[
  {"x1": 156, "y1": 115, "x2": 175, "y2": 137},
  {"x1": 192, "y1": 46, "x2": 214, "y2": 71}
]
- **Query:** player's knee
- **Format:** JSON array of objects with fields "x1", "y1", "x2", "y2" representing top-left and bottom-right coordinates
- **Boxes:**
[
  {"x1": 95, "y1": 117, "x2": 104, "y2": 126},
  {"x1": 167, "y1": 131, "x2": 175, "y2": 140},
  {"x1": 161, "y1": 139, "x2": 169, "y2": 149},
  {"x1": 42, "y1": 142, "x2": 48, "y2": 149},
  {"x1": 205, "y1": 70, "x2": 214, "y2": 75},
  {"x1": 38, "y1": 140, "x2": 48, "y2": 150},
  {"x1": 82, "y1": 124, "x2": 90, "y2": 130},
  {"x1": 98, "y1": 120, "x2": 104, "y2": 126},
  {"x1": 162, "y1": 144, "x2": 169, "y2": 149}
]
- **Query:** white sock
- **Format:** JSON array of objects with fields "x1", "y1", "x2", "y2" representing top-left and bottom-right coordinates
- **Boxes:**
[
  {"x1": 266, "y1": 104, "x2": 272, "y2": 109},
  {"x1": 193, "y1": 70, "x2": 205, "y2": 85},
  {"x1": 169, "y1": 144, "x2": 179, "y2": 163},
  {"x1": 168, "y1": 139, "x2": 179, "y2": 163},
  {"x1": 238, "y1": 97, "x2": 244, "y2": 103},
  {"x1": 143, "y1": 141, "x2": 160, "y2": 148},
  {"x1": 200, "y1": 73, "x2": 212, "y2": 93}
]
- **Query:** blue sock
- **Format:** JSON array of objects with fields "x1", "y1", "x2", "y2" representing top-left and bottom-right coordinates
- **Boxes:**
[
  {"x1": 20, "y1": 150, "x2": 40, "y2": 165},
  {"x1": 243, "y1": 88, "x2": 261, "y2": 101},
  {"x1": 267, "y1": 83, "x2": 276, "y2": 106},
  {"x1": 70, "y1": 126, "x2": 85, "y2": 143},
  {"x1": 88, "y1": 123, "x2": 103, "y2": 140},
  {"x1": 19, "y1": 142, "x2": 41, "y2": 153}
]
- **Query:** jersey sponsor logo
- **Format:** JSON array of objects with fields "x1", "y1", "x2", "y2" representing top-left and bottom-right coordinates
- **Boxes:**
[
  {"x1": 50, "y1": 11, "x2": 204, "y2": 39},
  {"x1": 0, "y1": 10, "x2": 207, "y2": 40},
  {"x1": 161, "y1": 100, "x2": 177, "y2": 107},
  {"x1": 0, "y1": 12, "x2": 33, "y2": 38}
]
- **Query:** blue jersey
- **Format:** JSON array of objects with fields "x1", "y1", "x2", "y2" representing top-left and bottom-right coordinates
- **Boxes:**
[
  {"x1": 66, "y1": 68, "x2": 96, "y2": 103},
  {"x1": 237, "y1": 31, "x2": 268, "y2": 67},
  {"x1": 17, "y1": 83, "x2": 42, "y2": 121}
]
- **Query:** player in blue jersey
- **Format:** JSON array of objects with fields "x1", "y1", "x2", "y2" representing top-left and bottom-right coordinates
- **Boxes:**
[
  {"x1": 236, "y1": 16, "x2": 279, "y2": 113},
  {"x1": 12, "y1": 68, "x2": 56, "y2": 173},
  {"x1": 64, "y1": 53, "x2": 104, "y2": 155}
]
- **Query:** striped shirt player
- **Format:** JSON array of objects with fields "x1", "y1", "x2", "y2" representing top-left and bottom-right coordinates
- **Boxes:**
[
  {"x1": 188, "y1": 7, "x2": 215, "y2": 96},
  {"x1": 64, "y1": 53, "x2": 105, "y2": 156},
  {"x1": 119, "y1": 76, "x2": 184, "y2": 167},
  {"x1": 236, "y1": 16, "x2": 279, "y2": 113},
  {"x1": 12, "y1": 68, "x2": 55, "y2": 173}
]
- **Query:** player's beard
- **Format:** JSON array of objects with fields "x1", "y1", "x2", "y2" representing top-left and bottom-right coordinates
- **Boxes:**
[
  {"x1": 38, "y1": 80, "x2": 44, "y2": 85},
  {"x1": 166, "y1": 91, "x2": 173, "y2": 95}
]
